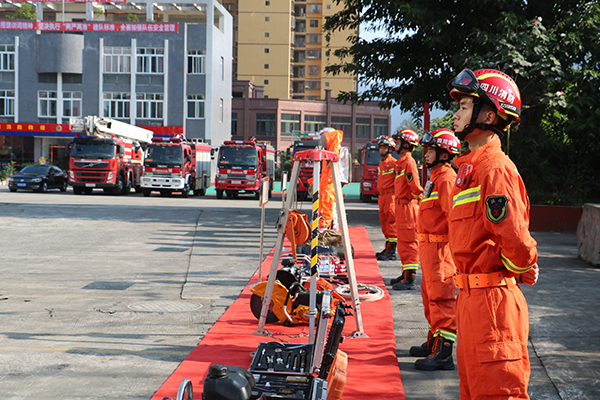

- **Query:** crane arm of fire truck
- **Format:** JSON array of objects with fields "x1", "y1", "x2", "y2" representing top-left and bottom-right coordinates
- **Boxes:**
[{"x1": 69, "y1": 116, "x2": 152, "y2": 145}]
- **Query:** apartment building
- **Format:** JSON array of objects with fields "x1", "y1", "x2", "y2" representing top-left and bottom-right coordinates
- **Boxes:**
[
  {"x1": 0, "y1": 0, "x2": 231, "y2": 171},
  {"x1": 222, "y1": 0, "x2": 356, "y2": 100}
]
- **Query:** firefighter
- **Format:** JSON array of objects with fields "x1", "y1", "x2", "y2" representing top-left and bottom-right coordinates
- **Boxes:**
[
  {"x1": 375, "y1": 136, "x2": 397, "y2": 260},
  {"x1": 410, "y1": 128, "x2": 460, "y2": 371},
  {"x1": 312, "y1": 127, "x2": 343, "y2": 230},
  {"x1": 447, "y1": 68, "x2": 539, "y2": 399},
  {"x1": 390, "y1": 129, "x2": 423, "y2": 290}
]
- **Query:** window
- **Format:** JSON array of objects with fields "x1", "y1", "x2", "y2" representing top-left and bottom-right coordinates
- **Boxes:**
[
  {"x1": 356, "y1": 117, "x2": 371, "y2": 139},
  {"x1": 137, "y1": 48, "x2": 164, "y2": 74},
  {"x1": 309, "y1": 20, "x2": 318, "y2": 28},
  {"x1": 103, "y1": 92, "x2": 131, "y2": 118},
  {"x1": 38, "y1": 91, "x2": 57, "y2": 117},
  {"x1": 304, "y1": 114, "x2": 326, "y2": 133},
  {"x1": 188, "y1": 49, "x2": 206, "y2": 74},
  {"x1": 280, "y1": 113, "x2": 300, "y2": 137},
  {"x1": 232, "y1": 113, "x2": 237, "y2": 135},
  {"x1": 264, "y1": 79, "x2": 269, "y2": 84},
  {"x1": 221, "y1": 56, "x2": 225, "y2": 80},
  {"x1": 294, "y1": 66, "x2": 305, "y2": 78},
  {"x1": 309, "y1": 4, "x2": 321, "y2": 13},
  {"x1": 187, "y1": 94, "x2": 205, "y2": 119},
  {"x1": 264, "y1": 64, "x2": 269, "y2": 69},
  {"x1": 296, "y1": 21, "x2": 306, "y2": 33},
  {"x1": 0, "y1": 90, "x2": 14, "y2": 116},
  {"x1": 63, "y1": 74, "x2": 82, "y2": 84},
  {"x1": 264, "y1": 48, "x2": 270, "y2": 53},
  {"x1": 265, "y1": 0, "x2": 270, "y2": 5},
  {"x1": 294, "y1": 51, "x2": 305, "y2": 63},
  {"x1": 305, "y1": 81, "x2": 320, "y2": 90},
  {"x1": 220, "y1": 98, "x2": 224, "y2": 123},
  {"x1": 325, "y1": 82, "x2": 330, "y2": 87},
  {"x1": 265, "y1": 16, "x2": 270, "y2": 22},
  {"x1": 256, "y1": 113, "x2": 276, "y2": 136},
  {"x1": 307, "y1": 50, "x2": 320, "y2": 59},
  {"x1": 62, "y1": 92, "x2": 82, "y2": 118},
  {"x1": 103, "y1": 47, "x2": 131, "y2": 73},
  {"x1": 294, "y1": 36, "x2": 305, "y2": 48},
  {"x1": 374, "y1": 118, "x2": 389, "y2": 137},
  {"x1": 265, "y1": 32, "x2": 270, "y2": 38},
  {"x1": 308, "y1": 65, "x2": 319, "y2": 75},
  {"x1": 309, "y1": 34, "x2": 320, "y2": 43},
  {"x1": 331, "y1": 116, "x2": 352, "y2": 133},
  {"x1": 0, "y1": 44, "x2": 15, "y2": 71},
  {"x1": 136, "y1": 93, "x2": 163, "y2": 119}
]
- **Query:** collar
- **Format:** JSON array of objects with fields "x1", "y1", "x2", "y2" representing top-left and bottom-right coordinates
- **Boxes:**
[
  {"x1": 429, "y1": 163, "x2": 452, "y2": 179},
  {"x1": 454, "y1": 138, "x2": 502, "y2": 167}
]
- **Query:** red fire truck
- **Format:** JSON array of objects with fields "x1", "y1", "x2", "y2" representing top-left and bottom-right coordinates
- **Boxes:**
[
  {"x1": 140, "y1": 135, "x2": 211, "y2": 198},
  {"x1": 358, "y1": 139, "x2": 382, "y2": 202},
  {"x1": 68, "y1": 116, "x2": 152, "y2": 195},
  {"x1": 289, "y1": 136, "x2": 320, "y2": 201},
  {"x1": 215, "y1": 139, "x2": 275, "y2": 199}
]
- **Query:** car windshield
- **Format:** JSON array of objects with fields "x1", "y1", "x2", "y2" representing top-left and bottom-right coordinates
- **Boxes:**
[
  {"x1": 365, "y1": 148, "x2": 382, "y2": 165},
  {"x1": 144, "y1": 145, "x2": 183, "y2": 167},
  {"x1": 72, "y1": 143, "x2": 115, "y2": 159},
  {"x1": 20, "y1": 165, "x2": 50, "y2": 174},
  {"x1": 218, "y1": 146, "x2": 257, "y2": 168}
]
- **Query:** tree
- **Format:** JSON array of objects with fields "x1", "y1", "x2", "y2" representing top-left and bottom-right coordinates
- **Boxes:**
[
  {"x1": 9, "y1": 3, "x2": 36, "y2": 20},
  {"x1": 324, "y1": 0, "x2": 600, "y2": 204}
]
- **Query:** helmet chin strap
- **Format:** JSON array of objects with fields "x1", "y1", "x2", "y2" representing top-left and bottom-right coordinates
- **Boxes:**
[
  {"x1": 455, "y1": 98, "x2": 505, "y2": 140},
  {"x1": 425, "y1": 148, "x2": 449, "y2": 169}
]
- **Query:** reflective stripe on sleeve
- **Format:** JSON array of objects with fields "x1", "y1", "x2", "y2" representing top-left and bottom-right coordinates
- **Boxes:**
[
  {"x1": 452, "y1": 185, "x2": 481, "y2": 208},
  {"x1": 500, "y1": 251, "x2": 534, "y2": 274},
  {"x1": 422, "y1": 191, "x2": 439, "y2": 202}
]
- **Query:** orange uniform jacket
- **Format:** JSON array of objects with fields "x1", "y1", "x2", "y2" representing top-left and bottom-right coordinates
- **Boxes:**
[
  {"x1": 377, "y1": 153, "x2": 397, "y2": 240},
  {"x1": 394, "y1": 153, "x2": 423, "y2": 269},
  {"x1": 417, "y1": 163, "x2": 457, "y2": 340},
  {"x1": 449, "y1": 139, "x2": 537, "y2": 400}
]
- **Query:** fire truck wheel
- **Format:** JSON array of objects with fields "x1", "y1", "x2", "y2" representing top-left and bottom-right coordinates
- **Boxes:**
[
  {"x1": 121, "y1": 176, "x2": 131, "y2": 195},
  {"x1": 142, "y1": 189, "x2": 151, "y2": 197},
  {"x1": 216, "y1": 189, "x2": 223, "y2": 199},
  {"x1": 113, "y1": 175, "x2": 124, "y2": 195},
  {"x1": 254, "y1": 190, "x2": 260, "y2": 200},
  {"x1": 182, "y1": 184, "x2": 190, "y2": 198},
  {"x1": 84, "y1": 187, "x2": 93, "y2": 195},
  {"x1": 60, "y1": 181, "x2": 68, "y2": 192},
  {"x1": 360, "y1": 193, "x2": 372, "y2": 203},
  {"x1": 250, "y1": 293, "x2": 279, "y2": 324}
]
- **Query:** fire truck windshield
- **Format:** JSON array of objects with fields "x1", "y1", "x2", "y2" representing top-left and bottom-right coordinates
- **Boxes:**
[
  {"x1": 218, "y1": 146, "x2": 257, "y2": 168},
  {"x1": 365, "y1": 148, "x2": 382, "y2": 165},
  {"x1": 292, "y1": 139, "x2": 319, "y2": 154},
  {"x1": 71, "y1": 143, "x2": 115, "y2": 159},
  {"x1": 144, "y1": 145, "x2": 183, "y2": 167}
]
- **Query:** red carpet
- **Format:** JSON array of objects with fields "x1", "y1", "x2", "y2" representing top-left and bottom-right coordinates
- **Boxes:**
[{"x1": 150, "y1": 226, "x2": 405, "y2": 400}]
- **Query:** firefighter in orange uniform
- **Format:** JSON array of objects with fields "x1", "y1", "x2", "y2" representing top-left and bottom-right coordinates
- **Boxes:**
[
  {"x1": 309, "y1": 127, "x2": 343, "y2": 230},
  {"x1": 390, "y1": 129, "x2": 423, "y2": 289},
  {"x1": 409, "y1": 128, "x2": 460, "y2": 371},
  {"x1": 447, "y1": 68, "x2": 540, "y2": 399},
  {"x1": 375, "y1": 136, "x2": 397, "y2": 260}
]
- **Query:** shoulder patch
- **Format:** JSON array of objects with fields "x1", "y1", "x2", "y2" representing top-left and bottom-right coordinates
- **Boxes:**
[
  {"x1": 485, "y1": 195, "x2": 509, "y2": 224},
  {"x1": 406, "y1": 172, "x2": 413, "y2": 183}
]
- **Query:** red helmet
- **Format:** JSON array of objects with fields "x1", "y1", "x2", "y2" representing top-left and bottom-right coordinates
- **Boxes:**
[
  {"x1": 392, "y1": 129, "x2": 419, "y2": 147},
  {"x1": 421, "y1": 128, "x2": 461, "y2": 155},
  {"x1": 377, "y1": 135, "x2": 396, "y2": 148},
  {"x1": 448, "y1": 68, "x2": 521, "y2": 124}
]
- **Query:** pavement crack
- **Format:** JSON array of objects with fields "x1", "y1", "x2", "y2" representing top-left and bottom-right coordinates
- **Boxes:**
[
  {"x1": 180, "y1": 210, "x2": 202, "y2": 300},
  {"x1": 530, "y1": 338, "x2": 564, "y2": 399}
]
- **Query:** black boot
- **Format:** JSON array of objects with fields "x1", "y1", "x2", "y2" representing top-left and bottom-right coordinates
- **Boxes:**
[
  {"x1": 392, "y1": 270, "x2": 417, "y2": 290},
  {"x1": 415, "y1": 336, "x2": 455, "y2": 371},
  {"x1": 377, "y1": 242, "x2": 397, "y2": 261},
  {"x1": 390, "y1": 270, "x2": 405, "y2": 286},
  {"x1": 409, "y1": 330, "x2": 434, "y2": 357},
  {"x1": 375, "y1": 241, "x2": 390, "y2": 258}
]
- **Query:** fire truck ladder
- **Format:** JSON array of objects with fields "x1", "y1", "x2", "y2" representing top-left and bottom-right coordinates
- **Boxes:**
[
  {"x1": 69, "y1": 116, "x2": 153, "y2": 145},
  {"x1": 254, "y1": 148, "x2": 368, "y2": 339}
]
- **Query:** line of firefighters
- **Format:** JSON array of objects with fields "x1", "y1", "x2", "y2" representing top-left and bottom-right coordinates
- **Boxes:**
[{"x1": 315, "y1": 68, "x2": 539, "y2": 400}]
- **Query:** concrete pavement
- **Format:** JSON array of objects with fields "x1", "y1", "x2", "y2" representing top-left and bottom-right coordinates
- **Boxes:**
[{"x1": 0, "y1": 189, "x2": 597, "y2": 399}]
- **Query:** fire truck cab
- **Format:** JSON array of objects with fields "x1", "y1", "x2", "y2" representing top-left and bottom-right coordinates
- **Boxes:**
[
  {"x1": 358, "y1": 139, "x2": 382, "y2": 202},
  {"x1": 215, "y1": 139, "x2": 275, "y2": 199},
  {"x1": 68, "y1": 116, "x2": 152, "y2": 195},
  {"x1": 141, "y1": 135, "x2": 211, "y2": 198},
  {"x1": 289, "y1": 136, "x2": 319, "y2": 201}
]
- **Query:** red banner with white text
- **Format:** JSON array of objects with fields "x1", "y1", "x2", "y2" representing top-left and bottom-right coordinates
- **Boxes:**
[{"x1": 0, "y1": 20, "x2": 179, "y2": 33}]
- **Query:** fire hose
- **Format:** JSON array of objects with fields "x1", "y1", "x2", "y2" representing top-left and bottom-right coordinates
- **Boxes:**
[{"x1": 334, "y1": 283, "x2": 385, "y2": 302}]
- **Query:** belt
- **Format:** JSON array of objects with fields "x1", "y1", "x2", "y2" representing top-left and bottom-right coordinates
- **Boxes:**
[
  {"x1": 453, "y1": 272, "x2": 516, "y2": 289},
  {"x1": 417, "y1": 233, "x2": 448, "y2": 243},
  {"x1": 396, "y1": 198, "x2": 417, "y2": 205},
  {"x1": 379, "y1": 187, "x2": 395, "y2": 195}
]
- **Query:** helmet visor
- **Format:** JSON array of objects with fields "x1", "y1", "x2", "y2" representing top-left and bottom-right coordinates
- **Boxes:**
[
  {"x1": 447, "y1": 68, "x2": 480, "y2": 93},
  {"x1": 421, "y1": 132, "x2": 436, "y2": 147}
]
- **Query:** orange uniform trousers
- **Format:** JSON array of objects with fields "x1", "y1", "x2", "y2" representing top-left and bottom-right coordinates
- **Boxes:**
[
  {"x1": 395, "y1": 200, "x2": 419, "y2": 269},
  {"x1": 456, "y1": 283, "x2": 530, "y2": 400},
  {"x1": 419, "y1": 239, "x2": 456, "y2": 337},
  {"x1": 378, "y1": 189, "x2": 396, "y2": 240}
]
